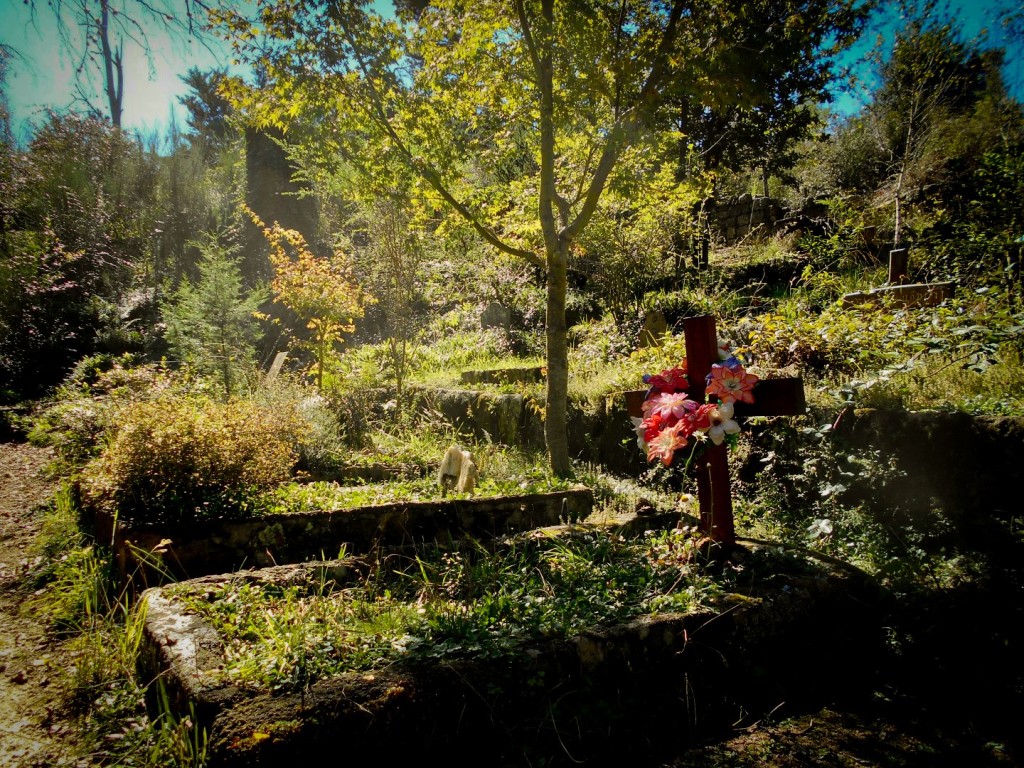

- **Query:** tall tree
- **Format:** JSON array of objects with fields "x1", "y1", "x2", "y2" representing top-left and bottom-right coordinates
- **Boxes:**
[
  {"x1": 673, "y1": 0, "x2": 863, "y2": 192},
  {"x1": 179, "y1": 66, "x2": 236, "y2": 157},
  {"x1": 19, "y1": 0, "x2": 226, "y2": 127},
  {"x1": 218, "y1": 0, "x2": 863, "y2": 476},
  {"x1": 870, "y1": 6, "x2": 995, "y2": 245}
]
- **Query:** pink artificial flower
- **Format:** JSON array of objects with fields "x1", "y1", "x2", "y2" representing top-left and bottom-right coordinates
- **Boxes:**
[
  {"x1": 706, "y1": 361, "x2": 759, "y2": 404},
  {"x1": 642, "y1": 390, "x2": 694, "y2": 421},
  {"x1": 644, "y1": 365, "x2": 688, "y2": 393},
  {"x1": 646, "y1": 420, "x2": 689, "y2": 466}
]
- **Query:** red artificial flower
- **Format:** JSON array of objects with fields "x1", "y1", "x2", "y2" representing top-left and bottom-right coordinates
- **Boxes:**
[{"x1": 644, "y1": 364, "x2": 688, "y2": 394}]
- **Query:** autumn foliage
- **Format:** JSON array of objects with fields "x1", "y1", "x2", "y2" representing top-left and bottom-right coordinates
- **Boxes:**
[{"x1": 253, "y1": 212, "x2": 370, "y2": 390}]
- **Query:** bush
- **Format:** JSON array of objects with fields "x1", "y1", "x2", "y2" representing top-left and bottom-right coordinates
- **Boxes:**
[
  {"x1": 28, "y1": 357, "x2": 179, "y2": 467},
  {"x1": 81, "y1": 395, "x2": 305, "y2": 523}
]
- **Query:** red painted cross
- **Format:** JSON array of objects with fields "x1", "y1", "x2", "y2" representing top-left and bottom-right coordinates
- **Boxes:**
[{"x1": 627, "y1": 315, "x2": 806, "y2": 547}]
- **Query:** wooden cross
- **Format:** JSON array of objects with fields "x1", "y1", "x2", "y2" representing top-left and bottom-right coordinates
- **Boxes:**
[{"x1": 627, "y1": 315, "x2": 806, "y2": 547}]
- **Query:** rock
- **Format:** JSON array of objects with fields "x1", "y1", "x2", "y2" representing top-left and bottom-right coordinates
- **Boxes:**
[
  {"x1": 437, "y1": 445, "x2": 478, "y2": 495},
  {"x1": 481, "y1": 302, "x2": 512, "y2": 332}
]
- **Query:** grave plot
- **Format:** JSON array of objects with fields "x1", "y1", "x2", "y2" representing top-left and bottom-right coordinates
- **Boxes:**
[
  {"x1": 140, "y1": 527, "x2": 883, "y2": 766},
  {"x1": 840, "y1": 246, "x2": 954, "y2": 307},
  {"x1": 95, "y1": 480, "x2": 592, "y2": 585}
]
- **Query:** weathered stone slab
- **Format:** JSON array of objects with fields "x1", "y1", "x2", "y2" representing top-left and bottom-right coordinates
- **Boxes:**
[
  {"x1": 840, "y1": 281, "x2": 954, "y2": 308},
  {"x1": 98, "y1": 487, "x2": 593, "y2": 585},
  {"x1": 639, "y1": 309, "x2": 668, "y2": 347},
  {"x1": 139, "y1": 548, "x2": 882, "y2": 766}
]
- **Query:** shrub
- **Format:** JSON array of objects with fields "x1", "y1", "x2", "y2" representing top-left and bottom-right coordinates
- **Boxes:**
[
  {"x1": 28, "y1": 357, "x2": 179, "y2": 467},
  {"x1": 81, "y1": 395, "x2": 305, "y2": 523}
]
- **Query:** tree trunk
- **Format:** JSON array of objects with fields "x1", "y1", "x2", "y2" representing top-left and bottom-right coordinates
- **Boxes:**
[
  {"x1": 99, "y1": 0, "x2": 123, "y2": 127},
  {"x1": 544, "y1": 240, "x2": 570, "y2": 477},
  {"x1": 893, "y1": 164, "x2": 904, "y2": 248}
]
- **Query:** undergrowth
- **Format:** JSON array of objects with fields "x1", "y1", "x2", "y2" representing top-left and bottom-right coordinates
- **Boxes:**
[
  {"x1": 25, "y1": 484, "x2": 208, "y2": 766},
  {"x1": 170, "y1": 528, "x2": 726, "y2": 693}
]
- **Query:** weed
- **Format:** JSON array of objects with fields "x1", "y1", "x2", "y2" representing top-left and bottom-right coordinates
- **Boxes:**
[
  {"x1": 25, "y1": 489, "x2": 210, "y2": 766},
  {"x1": 169, "y1": 528, "x2": 724, "y2": 692}
]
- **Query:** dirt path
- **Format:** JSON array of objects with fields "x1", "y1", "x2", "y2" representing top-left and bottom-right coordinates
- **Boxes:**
[{"x1": 0, "y1": 442, "x2": 81, "y2": 768}]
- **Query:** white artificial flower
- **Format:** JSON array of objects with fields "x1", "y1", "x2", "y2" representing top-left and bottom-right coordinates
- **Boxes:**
[
  {"x1": 706, "y1": 403, "x2": 740, "y2": 445},
  {"x1": 630, "y1": 416, "x2": 648, "y2": 450}
]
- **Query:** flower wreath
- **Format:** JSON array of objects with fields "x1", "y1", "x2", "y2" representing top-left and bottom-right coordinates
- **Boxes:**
[{"x1": 632, "y1": 343, "x2": 760, "y2": 467}]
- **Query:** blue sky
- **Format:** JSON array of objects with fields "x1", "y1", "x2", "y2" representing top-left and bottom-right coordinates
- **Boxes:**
[
  {"x1": 1, "y1": 0, "x2": 1020, "y2": 145},
  {"x1": 0, "y1": 2, "x2": 238, "y2": 144}
]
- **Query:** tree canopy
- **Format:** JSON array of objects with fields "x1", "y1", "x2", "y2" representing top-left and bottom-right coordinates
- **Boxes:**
[{"x1": 217, "y1": 0, "x2": 866, "y2": 475}]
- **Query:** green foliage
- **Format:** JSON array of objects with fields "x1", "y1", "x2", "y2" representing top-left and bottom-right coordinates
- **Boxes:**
[
  {"x1": 28, "y1": 493, "x2": 208, "y2": 766},
  {"x1": 28, "y1": 356, "x2": 180, "y2": 468},
  {"x1": 0, "y1": 114, "x2": 162, "y2": 398},
  {"x1": 163, "y1": 238, "x2": 268, "y2": 399},
  {"x1": 171, "y1": 527, "x2": 720, "y2": 691},
  {"x1": 574, "y1": 141, "x2": 709, "y2": 325},
  {"x1": 81, "y1": 394, "x2": 304, "y2": 523},
  {"x1": 737, "y1": 420, "x2": 998, "y2": 592},
  {"x1": 339, "y1": 308, "x2": 541, "y2": 392},
  {"x1": 179, "y1": 66, "x2": 236, "y2": 158},
  {"x1": 255, "y1": 380, "x2": 353, "y2": 474},
  {"x1": 350, "y1": 198, "x2": 428, "y2": 399}
]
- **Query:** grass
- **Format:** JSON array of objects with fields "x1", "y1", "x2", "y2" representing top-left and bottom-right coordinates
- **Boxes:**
[
  {"x1": 23, "y1": 487, "x2": 209, "y2": 767},
  {"x1": 264, "y1": 473, "x2": 576, "y2": 516},
  {"x1": 169, "y1": 526, "x2": 727, "y2": 692}
]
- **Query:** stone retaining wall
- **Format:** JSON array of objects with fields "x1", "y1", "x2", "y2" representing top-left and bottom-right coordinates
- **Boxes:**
[
  {"x1": 99, "y1": 488, "x2": 593, "y2": 586},
  {"x1": 706, "y1": 194, "x2": 787, "y2": 244}
]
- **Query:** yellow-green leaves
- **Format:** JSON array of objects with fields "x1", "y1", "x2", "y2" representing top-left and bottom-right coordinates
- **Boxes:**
[{"x1": 253, "y1": 210, "x2": 371, "y2": 390}]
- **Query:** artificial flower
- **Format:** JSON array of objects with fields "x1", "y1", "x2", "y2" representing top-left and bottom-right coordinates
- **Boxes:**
[
  {"x1": 642, "y1": 390, "x2": 694, "y2": 421},
  {"x1": 681, "y1": 402, "x2": 716, "y2": 436},
  {"x1": 706, "y1": 401, "x2": 741, "y2": 445},
  {"x1": 642, "y1": 413, "x2": 669, "y2": 444},
  {"x1": 706, "y1": 360, "x2": 759, "y2": 404},
  {"x1": 807, "y1": 518, "x2": 834, "y2": 540},
  {"x1": 630, "y1": 417, "x2": 648, "y2": 450},
  {"x1": 646, "y1": 420, "x2": 689, "y2": 466},
  {"x1": 643, "y1": 365, "x2": 688, "y2": 393}
]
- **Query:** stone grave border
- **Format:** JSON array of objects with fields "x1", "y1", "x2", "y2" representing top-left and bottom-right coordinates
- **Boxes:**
[
  {"x1": 95, "y1": 487, "x2": 593, "y2": 586},
  {"x1": 139, "y1": 546, "x2": 882, "y2": 766}
]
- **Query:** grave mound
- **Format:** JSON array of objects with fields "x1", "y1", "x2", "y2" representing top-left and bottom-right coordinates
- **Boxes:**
[
  {"x1": 98, "y1": 485, "x2": 592, "y2": 586},
  {"x1": 139, "y1": 536, "x2": 883, "y2": 766}
]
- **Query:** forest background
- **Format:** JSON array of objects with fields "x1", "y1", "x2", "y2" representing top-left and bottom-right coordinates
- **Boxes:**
[{"x1": 0, "y1": 0, "x2": 1022, "y2": 472}]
